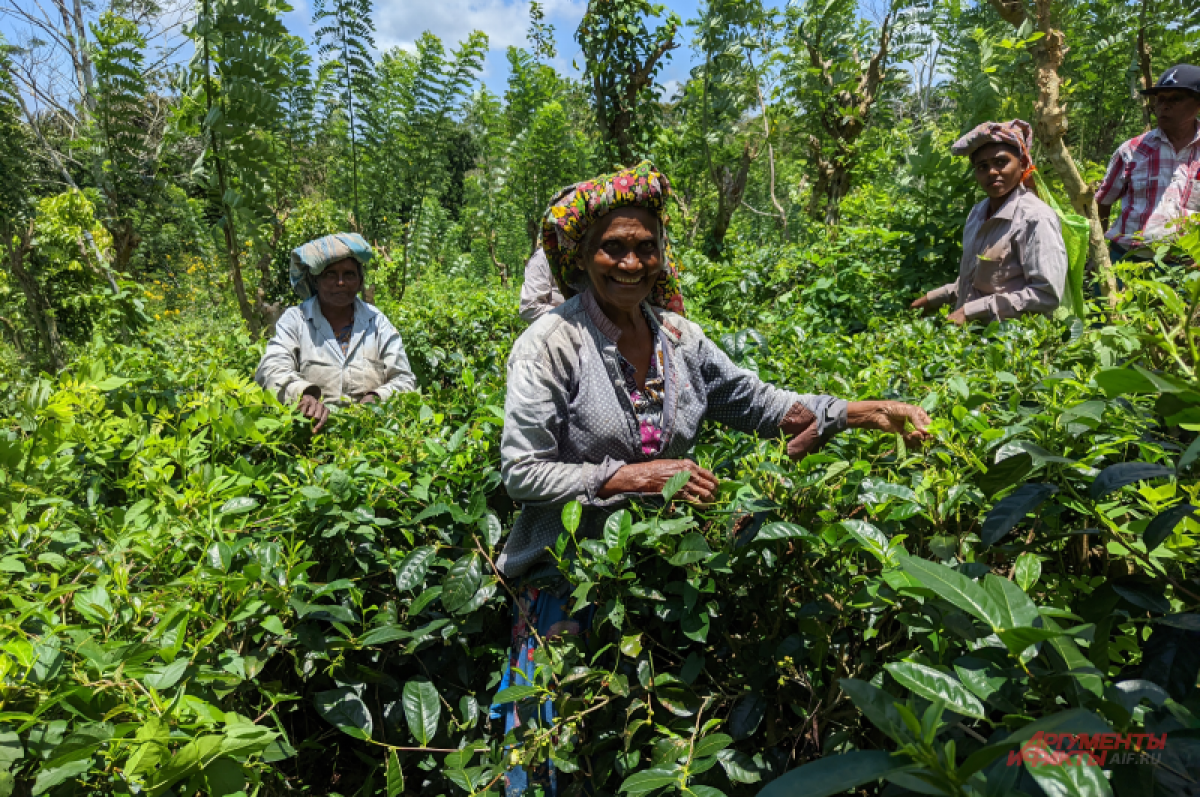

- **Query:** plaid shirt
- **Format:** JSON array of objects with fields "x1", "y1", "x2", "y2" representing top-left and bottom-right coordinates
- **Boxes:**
[{"x1": 1096, "y1": 123, "x2": 1200, "y2": 249}]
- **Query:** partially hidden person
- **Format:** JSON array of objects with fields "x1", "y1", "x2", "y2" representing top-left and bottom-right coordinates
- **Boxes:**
[
  {"x1": 254, "y1": 232, "x2": 416, "y2": 432},
  {"x1": 518, "y1": 247, "x2": 564, "y2": 323},
  {"x1": 1096, "y1": 64, "x2": 1200, "y2": 263},
  {"x1": 491, "y1": 161, "x2": 932, "y2": 795},
  {"x1": 911, "y1": 119, "x2": 1067, "y2": 325}
]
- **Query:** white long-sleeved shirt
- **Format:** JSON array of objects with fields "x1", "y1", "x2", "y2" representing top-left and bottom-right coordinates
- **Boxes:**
[{"x1": 255, "y1": 296, "x2": 416, "y2": 405}]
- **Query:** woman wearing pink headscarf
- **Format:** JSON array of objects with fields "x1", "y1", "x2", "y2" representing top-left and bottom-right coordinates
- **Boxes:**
[{"x1": 912, "y1": 120, "x2": 1068, "y2": 325}]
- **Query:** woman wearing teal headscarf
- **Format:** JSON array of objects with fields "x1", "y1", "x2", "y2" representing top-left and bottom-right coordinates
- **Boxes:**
[{"x1": 255, "y1": 233, "x2": 416, "y2": 431}]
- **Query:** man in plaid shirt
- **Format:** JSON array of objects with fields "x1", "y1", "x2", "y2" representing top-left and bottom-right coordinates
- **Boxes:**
[{"x1": 1096, "y1": 64, "x2": 1200, "y2": 261}]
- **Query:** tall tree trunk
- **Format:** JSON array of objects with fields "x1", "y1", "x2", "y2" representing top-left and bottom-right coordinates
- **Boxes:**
[
  {"x1": 988, "y1": 0, "x2": 1120, "y2": 304},
  {"x1": 823, "y1": 161, "x2": 851, "y2": 227},
  {"x1": 200, "y1": 0, "x2": 262, "y2": 337},
  {"x1": 705, "y1": 147, "x2": 753, "y2": 261},
  {"x1": 51, "y1": 0, "x2": 94, "y2": 114},
  {"x1": 806, "y1": 137, "x2": 833, "y2": 221},
  {"x1": 5, "y1": 221, "x2": 64, "y2": 370},
  {"x1": 1137, "y1": 0, "x2": 1154, "y2": 132},
  {"x1": 487, "y1": 231, "x2": 509, "y2": 288}
]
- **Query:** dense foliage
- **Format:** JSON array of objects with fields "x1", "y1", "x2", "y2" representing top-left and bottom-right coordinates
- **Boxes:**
[{"x1": 2, "y1": 0, "x2": 1200, "y2": 794}]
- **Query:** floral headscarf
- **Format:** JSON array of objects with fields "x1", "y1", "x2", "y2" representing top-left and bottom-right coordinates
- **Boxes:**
[
  {"x1": 289, "y1": 232, "x2": 373, "y2": 299},
  {"x1": 541, "y1": 161, "x2": 686, "y2": 316}
]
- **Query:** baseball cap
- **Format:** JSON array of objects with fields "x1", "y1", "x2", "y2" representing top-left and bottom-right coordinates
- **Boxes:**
[{"x1": 1141, "y1": 64, "x2": 1200, "y2": 96}]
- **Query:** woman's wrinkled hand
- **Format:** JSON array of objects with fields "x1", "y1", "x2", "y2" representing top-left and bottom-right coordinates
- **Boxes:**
[
  {"x1": 910, "y1": 295, "x2": 932, "y2": 314},
  {"x1": 779, "y1": 402, "x2": 825, "y2": 460},
  {"x1": 847, "y1": 400, "x2": 932, "y2": 447},
  {"x1": 298, "y1": 393, "x2": 330, "y2": 433},
  {"x1": 599, "y1": 460, "x2": 719, "y2": 504},
  {"x1": 359, "y1": 392, "x2": 379, "y2": 405},
  {"x1": 947, "y1": 307, "x2": 968, "y2": 326}
]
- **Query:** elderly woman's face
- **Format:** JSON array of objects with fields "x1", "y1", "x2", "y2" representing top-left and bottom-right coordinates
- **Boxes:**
[
  {"x1": 315, "y1": 258, "x2": 362, "y2": 309},
  {"x1": 580, "y1": 207, "x2": 663, "y2": 315}
]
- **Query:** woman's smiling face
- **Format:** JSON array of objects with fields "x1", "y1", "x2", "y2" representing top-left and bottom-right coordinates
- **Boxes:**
[{"x1": 580, "y1": 207, "x2": 663, "y2": 316}]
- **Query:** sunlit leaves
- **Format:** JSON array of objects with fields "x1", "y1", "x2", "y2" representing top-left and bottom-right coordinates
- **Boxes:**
[{"x1": 402, "y1": 679, "x2": 440, "y2": 746}]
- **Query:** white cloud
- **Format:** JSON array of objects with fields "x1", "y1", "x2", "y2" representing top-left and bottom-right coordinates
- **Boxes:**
[{"x1": 374, "y1": 0, "x2": 584, "y2": 55}]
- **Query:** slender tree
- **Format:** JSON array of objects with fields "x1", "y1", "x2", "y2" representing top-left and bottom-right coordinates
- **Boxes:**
[
  {"x1": 87, "y1": 12, "x2": 155, "y2": 269},
  {"x1": 783, "y1": 0, "x2": 928, "y2": 226},
  {"x1": 577, "y1": 0, "x2": 680, "y2": 167},
  {"x1": 185, "y1": 0, "x2": 293, "y2": 335},
  {"x1": 314, "y1": 0, "x2": 375, "y2": 225}
]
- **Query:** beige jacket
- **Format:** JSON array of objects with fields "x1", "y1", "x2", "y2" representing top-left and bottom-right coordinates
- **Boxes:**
[
  {"x1": 518, "y1": 248, "x2": 565, "y2": 324},
  {"x1": 255, "y1": 296, "x2": 416, "y2": 406},
  {"x1": 926, "y1": 185, "x2": 1067, "y2": 322}
]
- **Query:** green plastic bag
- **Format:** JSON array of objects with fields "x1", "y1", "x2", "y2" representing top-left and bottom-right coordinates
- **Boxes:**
[{"x1": 1033, "y1": 171, "x2": 1089, "y2": 317}]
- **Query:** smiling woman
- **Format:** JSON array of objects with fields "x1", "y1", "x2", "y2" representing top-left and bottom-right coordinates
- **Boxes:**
[{"x1": 490, "y1": 161, "x2": 933, "y2": 795}]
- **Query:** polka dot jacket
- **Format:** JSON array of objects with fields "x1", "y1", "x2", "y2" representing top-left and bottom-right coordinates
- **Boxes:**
[{"x1": 496, "y1": 289, "x2": 848, "y2": 578}]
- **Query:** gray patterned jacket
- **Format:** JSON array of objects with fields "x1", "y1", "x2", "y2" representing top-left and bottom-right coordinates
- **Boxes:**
[{"x1": 497, "y1": 290, "x2": 847, "y2": 578}]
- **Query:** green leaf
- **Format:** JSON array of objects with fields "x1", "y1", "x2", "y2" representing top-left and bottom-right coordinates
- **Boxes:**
[
  {"x1": 493, "y1": 685, "x2": 540, "y2": 703},
  {"x1": 1014, "y1": 553, "x2": 1042, "y2": 591},
  {"x1": 1089, "y1": 462, "x2": 1173, "y2": 499},
  {"x1": 996, "y1": 626, "x2": 1062, "y2": 654},
  {"x1": 884, "y1": 662, "x2": 986, "y2": 719},
  {"x1": 1041, "y1": 616, "x2": 1104, "y2": 697},
  {"x1": 839, "y1": 678, "x2": 907, "y2": 740},
  {"x1": 31, "y1": 760, "x2": 91, "y2": 796},
  {"x1": 900, "y1": 556, "x2": 1002, "y2": 629},
  {"x1": 716, "y1": 749, "x2": 764, "y2": 784},
  {"x1": 980, "y1": 483, "x2": 1057, "y2": 546},
  {"x1": 758, "y1": 750, "x2": 914, "y2": 797},
  {"x1": 314, "y1": 687, "x2": 373, "y2": 741},
  {"x1": 604, "y1": 510, "x2": 632, "y2": 550},
  {"x1": 1144, "y1": 504, "x2": 1196, "y2": 552},
  {"x1": 218, "y1": 496, "x2": 258, "y2": 515},
  {"x1": 669, "y1": 533, "x2": 712, "y2": 566},
  {"x1": 441, "y1": 553, "x2": 482, "y2": 614},
  {"x1": 148, "y1": 734, "x2": 224, "y2": 796},
  {"x1": 359, "y1": 624, "x2": 411, "y2": 646},
  {"x1": 200, "y1": 757, "x2": 245, "y2": 797},
  {"x1": 562, "y1": 501, "x2": 583, "y2": 534},
  {"x1": 692, "y1": 733, "x2": 732, "y2": 759},
  {"x1": 859, "y1": 478, "x2": 918, "y2": 505},
  {"x1": 842, "y1": 519, "x2": 892, "y2": 563},
  {"x1": 1094, "y1": 367, "x2": 1157, "y2": 397},
  {"x1": 983, "y1": 574, "x2": 1039, "y2": 629},
  {"x1": 620, "y1": 634, "x2": 643, "y2": 657},
  {"x1": 1025, "y1": 746, "x2": 1113, "y2": 797},
  {"x1": 402, "y1": 679, "x2": 440, "y2": 746},
  {"x1": 662, "y1": 469, "x2": 691, "y2": 502},
  {"x1": 387, "y1": 750, "x2": 404, "y2": 797},
  {"x1": 478, "y1": 514, "x2": 502, "y2": 548},
  {"x1": 753, "y1": 522, "x2": 809, "y2": 541},
  {"x1": 394, "y1": 546, "x2": 436, "y2": 592},
  {"x1": 620, "y1": 768, "x2": 679, "y2": 794},
  {"x1": 0, "y1": 726, "x2": 23, "y2": 770},
  {"x1": 978, "y1": 452, "x2": 1033, "y2": 498},
  {"x1": 144, "y1": 658, "x2": 189, "y2": 691}
]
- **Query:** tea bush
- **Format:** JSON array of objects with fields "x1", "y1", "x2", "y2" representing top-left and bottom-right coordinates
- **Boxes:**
[{"x1": 2, "y1": 227, "x2": 1200, "y2": 796}]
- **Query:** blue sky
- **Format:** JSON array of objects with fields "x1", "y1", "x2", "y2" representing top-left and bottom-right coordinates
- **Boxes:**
[
  {"x1": 3, "y1": 0, "x2": 871, "y2": 105},
  {"x1": 281, "y1": 0, "x2": 781, "y2": 92}
]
